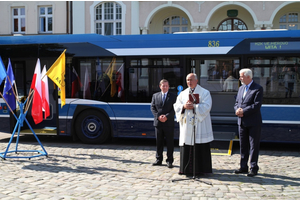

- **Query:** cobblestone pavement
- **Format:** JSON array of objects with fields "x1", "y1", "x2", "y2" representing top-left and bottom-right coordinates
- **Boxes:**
[{"x1": 0, "y1": 133, "x2": 299, "y2": 200}]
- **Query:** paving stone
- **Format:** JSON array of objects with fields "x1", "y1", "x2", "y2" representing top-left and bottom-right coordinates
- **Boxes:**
[{"x1": 0, "y1": 133, "x2": 299, "y2": 199}]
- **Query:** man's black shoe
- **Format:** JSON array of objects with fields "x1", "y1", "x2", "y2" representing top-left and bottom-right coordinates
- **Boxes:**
[
  {"x1": 247, "y1": 171, "x2": 257, "y2": 177},
  {"x1": 152, "y1": 160, "x2": 162, "y2": 166},
  {"x1": 167, "y1": 162, "x2": 173, "y2": 168},
  {"x1": 234, "y1": 168, "x2": 248, "y2": 174}
]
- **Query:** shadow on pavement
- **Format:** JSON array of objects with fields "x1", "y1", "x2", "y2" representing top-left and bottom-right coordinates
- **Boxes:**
[
  {"x1": 1, "y1": 133, "x2": 299, "y2": 187},
  {"x1": 208, "y1": 169, "x2": 300, "y2": 187}
]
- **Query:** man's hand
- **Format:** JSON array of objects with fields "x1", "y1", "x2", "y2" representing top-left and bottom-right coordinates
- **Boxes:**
[
  {"x1": 184, "y1": 100, "x2": 194, "y2": 110},
  {"x1": 158, "y1": 115, "x2": 167, "y2": 122},
  {"x1": 235, "y1": 108, "x2": 244, "y2": 117}
]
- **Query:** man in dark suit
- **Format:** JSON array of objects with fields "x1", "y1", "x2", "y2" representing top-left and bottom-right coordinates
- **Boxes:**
[
  {"x1": 234, "y1": 68, "x2": 263, "y2": 177},
  {"x1": 151, "y1": 79, "x2": 177, "y2": 168}
]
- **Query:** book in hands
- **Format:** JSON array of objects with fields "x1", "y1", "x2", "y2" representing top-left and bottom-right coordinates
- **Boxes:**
[{"x1": 189, "y1": 93, "x2": 199, "y2": 104}]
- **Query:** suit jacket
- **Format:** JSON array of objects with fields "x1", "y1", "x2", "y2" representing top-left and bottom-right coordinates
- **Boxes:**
[
  {"x1": 234, "y1": 81, "x2": 263, "y2": 127},
  {"x1": 151, "y1": 91, "x2": 177, "y2": 127}
]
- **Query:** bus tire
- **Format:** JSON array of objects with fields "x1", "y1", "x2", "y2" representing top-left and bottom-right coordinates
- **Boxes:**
[{"x1": 75, "y1": 110, "x2": 111, "y2": 144}]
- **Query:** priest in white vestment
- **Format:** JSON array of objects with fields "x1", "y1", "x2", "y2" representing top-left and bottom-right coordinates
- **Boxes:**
[{"x1": 174, "y1": 73, "x2": 214, "y2": 176}]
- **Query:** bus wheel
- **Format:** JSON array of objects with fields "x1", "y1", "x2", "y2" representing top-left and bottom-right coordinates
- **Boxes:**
[{"x1": 75, "y1": 110, "x2": 111, "y2": 144}]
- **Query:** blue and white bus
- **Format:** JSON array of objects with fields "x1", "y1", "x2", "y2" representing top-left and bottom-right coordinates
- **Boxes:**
[{"x1": 0, "y1": 29, "x2": 300, "y2": 144}]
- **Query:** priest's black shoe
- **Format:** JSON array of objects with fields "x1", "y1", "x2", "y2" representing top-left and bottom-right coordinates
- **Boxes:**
[
  {"x1": 234, "y1": 168, "x2": 248, "y2": 174},
  {"x1": 152, "y1": 160, "x2": 162, "y2": 166},
  {"x1": 247, "y1": 171, "x2": 257, "y2": 177},
  {"x1": 167, "y1": 162, "x2": 173, "y2": 168}
]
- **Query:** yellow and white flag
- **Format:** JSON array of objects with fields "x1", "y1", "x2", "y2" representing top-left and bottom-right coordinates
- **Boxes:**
[{"x1": 46, "y1": 49, "x2": 66, "y2": 108}]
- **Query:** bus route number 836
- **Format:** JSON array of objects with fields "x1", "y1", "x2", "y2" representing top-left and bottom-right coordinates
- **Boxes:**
[{"x1": 208, "y1": 40, "x2": 220, "y2": 47}]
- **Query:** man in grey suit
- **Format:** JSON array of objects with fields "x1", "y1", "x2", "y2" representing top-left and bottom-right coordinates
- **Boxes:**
[
  {"x1": 151, "y1": 79, "x2": 177, "y2": 168},
  {"x1": 234, "y1": 68, "x2": 263, "y2": 177}
]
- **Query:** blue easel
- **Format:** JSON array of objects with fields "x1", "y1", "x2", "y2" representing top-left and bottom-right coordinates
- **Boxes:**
[{"x1": 0, "y1": 98, "x2": 48, "y2": 160}]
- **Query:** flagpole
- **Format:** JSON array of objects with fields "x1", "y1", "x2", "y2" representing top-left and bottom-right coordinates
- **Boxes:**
[
  {"x1": 24, "y1": 89, "x2": 34, "y2": 113},
  {"x1": 6, "y1": 76, "x2": 20, "y2": 103},
  {"x1": 13, "y1": 81, "x2": 19, "y2": 102},
  {"x1": 117, "y1": 63, "x2": 124, "y2": 73}
]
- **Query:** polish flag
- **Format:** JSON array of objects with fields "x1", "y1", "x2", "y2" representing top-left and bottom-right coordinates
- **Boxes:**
[
  {"x1": 41, "y1": 65, "x2": 50, "y2": 119},
  {"x1": 71, "y1": 67, "x2": 82, "y2": 98},
  {"x1": 83, "y1": 66, "x2": 91, "y2": 99},
  {"x1": 31, "y1": 59, "x2": 43, "y2": 124}
]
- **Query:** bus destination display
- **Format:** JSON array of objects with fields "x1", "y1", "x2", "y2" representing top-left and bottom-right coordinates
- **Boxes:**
[{"x1": 250, "y1": 41, "x2": 300, "y2": 51}]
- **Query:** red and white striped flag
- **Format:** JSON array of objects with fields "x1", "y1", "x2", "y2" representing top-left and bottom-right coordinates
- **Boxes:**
[
  {"x1": 31, "y1": 59, "x2": 43, "y2": 124},
  {"x1": 83, "y1": 66, "x2": 91, "y2": 99},
  {"x1": 41, "y1": 65, "x2": 50, "y2": 119},
  {"x1": 71, "y1": 67, "x2": 82, "y2": 98}
]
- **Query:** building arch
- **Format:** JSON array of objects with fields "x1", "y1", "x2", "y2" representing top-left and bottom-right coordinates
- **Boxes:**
[
  {"x1": 269, "y1": 1, "x2": 300, "y2": 29},
  {"x1": 143, "y1": 2, "x2": 195, "y2": 33},
  {"x1": 204, "y1": 1, "x2": 258, "y2": 30},
  {"x1": 89, "y1": 1, "x2": 126, "y2": 35},
  {"x1": 269, "y1": 1, "x2": 297, "y2": 24}
]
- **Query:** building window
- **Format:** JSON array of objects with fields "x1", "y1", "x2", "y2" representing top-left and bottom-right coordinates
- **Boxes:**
[
  {"x1": 217, "y1": 18, "x2": 247, "y2": 31},
  {"x1": 163, "y1": 16, "x2": 188, "y2": 34},
  {"x1": 12, "y1": 7, "x2": 25, "y2": 33},
  {"x1": 279, "y1": 13, "x2": 299, "y2": 30},
  {"x1": 39, "y1": 6, "x2": 53, "y2": 33},
  {"x1": 95, "y1": 2, "x2": 122, "y2": 35}
]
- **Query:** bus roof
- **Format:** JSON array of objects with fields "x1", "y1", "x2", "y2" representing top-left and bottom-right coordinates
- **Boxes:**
[
  {"x1": 0, "y1": 33, "x2": 117, "y2": 45},
  {"x1": 103, "y1": 30, "x2": 300, "y2": 55},
  {"x1": 1, "y1": 29, "x2": 300, "y2": 56}
]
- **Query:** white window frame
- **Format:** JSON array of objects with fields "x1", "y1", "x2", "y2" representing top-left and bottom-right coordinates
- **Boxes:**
[
  {"x1": 94, "y1": 2, "x2": 122, "y2": 35},
  {"x1": 12, "y1": 7, "x2": 26, "y2": 34},
  {"x1": 279, "y1": 12, "x2": 299, "y2": 30},
  {"x1": 39, "y1": 6, "x2": 53, "y2": 33},
  {"x1": 163, "y1": 16, "x2": 188, "y2": 34}
]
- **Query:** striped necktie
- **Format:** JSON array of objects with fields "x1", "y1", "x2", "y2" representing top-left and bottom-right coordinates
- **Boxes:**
[{"x1": 243, "y1": 85, "x2": 248, "y2": 99}]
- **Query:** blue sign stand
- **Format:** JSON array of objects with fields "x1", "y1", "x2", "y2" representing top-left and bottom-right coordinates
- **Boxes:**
[{"x1": 0, "y1": 99, "x2": 48, "y2": 160}]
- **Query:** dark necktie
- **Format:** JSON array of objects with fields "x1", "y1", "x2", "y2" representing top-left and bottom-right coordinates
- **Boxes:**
[{"x1": 162, "y1": 93, "x2": 166, "y2": 103}]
